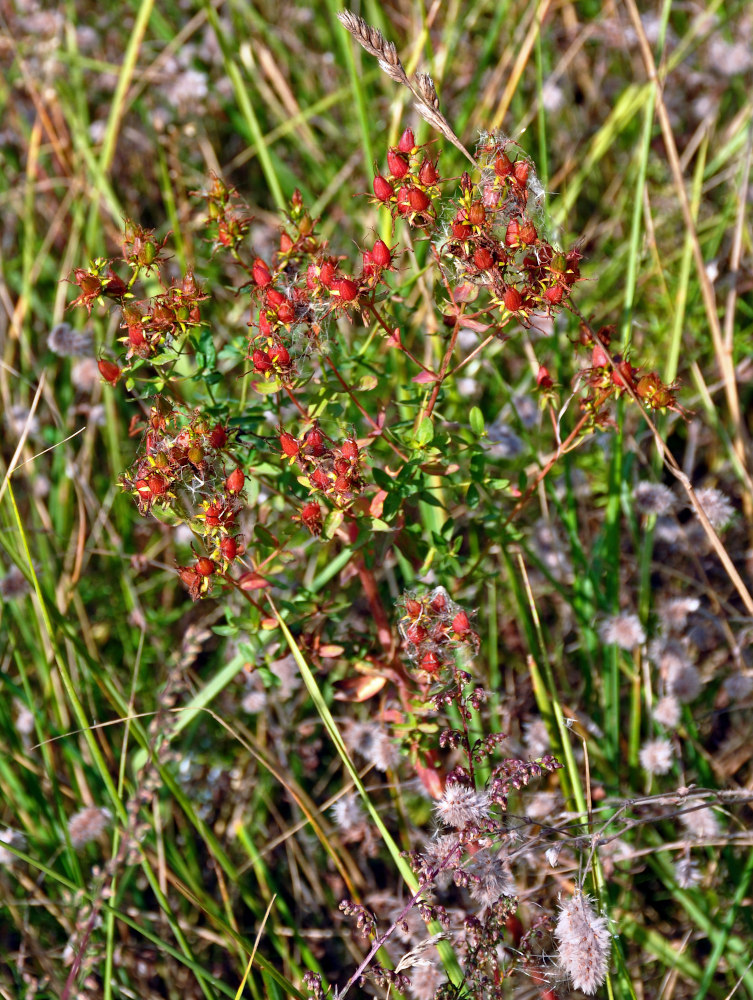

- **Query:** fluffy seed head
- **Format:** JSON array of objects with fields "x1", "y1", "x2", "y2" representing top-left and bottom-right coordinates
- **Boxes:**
[
  {"x1": 48, "y1": 322, "x2": 94, "y2": 357},
  {"x1": 466, "y1": 848, "x2": 516, "y2": 907},
  {"x1": 633, "y1": 481, "x2": 678, "y2": 516},
  {"x1": 434, "y1": 783, "x2": 490, "y2": 829},
  {"x1": 0, "y1": 828, "x2": 27, "y2": 865},
  {"x1": 555, "y1": 892, "x2": 611, "y2": 995},
  {"x1": 654, "y1": 695, "x2": 681, "y2": 729},
  {"x1": 68, "y1": 807, "x2": 111, "y2": 849},
  {"x1": 693, "y1": 487, "x2": 735, "y2": 530},
  {"x1": 599, "y1": 612, "x2": 645, "y2": 650},
  {"x1": 681, "y1": 805, "x2": 719, "y2": 840},
  {"x1": 639, "y1": 738, "x2": 674, "y2": 775}
]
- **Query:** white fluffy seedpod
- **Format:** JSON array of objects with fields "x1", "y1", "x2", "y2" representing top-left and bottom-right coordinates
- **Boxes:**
[{"x1": 555, "y1": 891, "x2": 611, "y2": 995}]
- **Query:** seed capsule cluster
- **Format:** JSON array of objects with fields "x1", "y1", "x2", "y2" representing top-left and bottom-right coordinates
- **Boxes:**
[{"x1": 397, "y1": 586, "x2": 480, "y2": 675}]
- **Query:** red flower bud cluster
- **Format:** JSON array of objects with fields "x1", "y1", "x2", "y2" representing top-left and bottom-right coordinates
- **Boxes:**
[
  {"x1": 122, "y1": 221, "x2": 171, "y2": 273},
  {"x1": 442, "y1": 136, "x2": 581, "y2": 320},
  {"x1": 67, "y1": 259, "x2": 128, "y2": 316},
  {"x1": 194, "y1": 173, "x2": 254, "y2": 253},
  {"x1": 396, "y1": 586, "x2": 480, "y2": 675},
  {"x1": 372, "y1": 127, "x2": 440, "y2": 227},
  {"x1": 121, "y1": 271, "x2": 207, "y2": 361},
  {"x1": 278, "y1": 424, "x2": 365, "y2": 508},
  {"x1": 572, "y1": 323, "x2": 683, "y2": 417},
  {"x1": 121, "y1": 401, "x2": 244, "y2": 599}
]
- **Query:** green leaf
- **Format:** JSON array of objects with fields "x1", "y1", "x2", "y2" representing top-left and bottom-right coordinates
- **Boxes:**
[
  {"x1": 254, "y1": 377, "x2": 282, "y2": 394},
  {"x1": 323, "y1": 509, "x2": 344, "y2": 539},
  {"x1": 415, "y1": 415, "x2": 434, "y2": 446},
  {"x1": 469, "y1": 406, "x2": 485, "y2": 436},
  {"x1": 466, "y1": 482, "x2": 480, "y2": 508},
  {"x1": 358, "y1": 374, "x2": 378, "y2": 391}
]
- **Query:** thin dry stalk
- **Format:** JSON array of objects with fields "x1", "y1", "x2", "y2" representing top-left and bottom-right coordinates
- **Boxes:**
[{"x1": 337, "y1": 10, "x2": 476, "y2": 164}]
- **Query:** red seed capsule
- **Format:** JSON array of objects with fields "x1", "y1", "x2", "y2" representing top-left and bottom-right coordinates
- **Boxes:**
[
  {"x1": 468, "y1": 203, "x2": 486, "y2": 227},
  {"x1": 266, "y1": 288, "x2": 286, "y2": 309},
  {"x1": 494, "y1": 152, "x2": 512, "y2": 178},
  {"x1": 334, "y1": 475, "x2": 351, "y2": 494},
  {"x1": 407, "y1": 187, "x2": 430, "y2": 212},
  {"x1": 430, "y1": 591, "x2": 447, "y2": 613},
  {"x1": 452, "y1": 221, "x2": 472, "y2": 240},
  {"x1": 252, "y1": 348, "x2": 272, "y2": 373},
  {"x1": 418, "y1": 159, "x2": 439, "y2": 186},
  {"x1": 319, "y1": 260, "x2": 336, "y2": 288},
  {"x1": 536, "y1": 365, "x2": 553, "y2": 389},
  {"x1": 473, "y1": 248, "x2": 494, "y2": 270},
  {"x1": 280, "y1": 432, "x2": 299, "y2": 457},
  {"x1": 220, "y1": 536, "x2": 237, "y2": 561},
  {"x1": 333, "y1": 278, "x2": 359, "y2": 302},
  {"x1": 341, "y1": 438, "x2": 359, "y2": 460},
  {"x1": 252, "y1": 258, "x2": 272, "y2": 286},
  {"x1": 258, "y1": 310, "x2": 273, "y2": 337},
  {"x1": 301, "y1": 500, "x2": 323, "y2": 534},
  {"x1": 225, "y1": 467, "x2": 245, "y2": 494},
  {"x1": 503, "y1": 286, "x2": 523, "y2": 312},
  {"x1": 592, "y1": 344, "x2": 609, "y2": 367},
  {"x1": 204, "y1": 503, "x2": 222, "y2": 527},
  {"x1": 406, "y1": 623, "x2": 427, "y2": 644},
  {"x1": 544, "y1": 284, "x2": 564, "y2": 305},
  {"x1": 519, "y1": 220, "x2": 537, "y2": 245},
  {"x1": 373, "y1": 174, "x2": 394, "y2": 202},
  {"x1": 306, "y1": 262, "x2": 318, "y2": 289},
  {"x1": 276, "y1": 300, "x2": 295, "y2": 324},
  {"x1": 97, "y1": 358, "x2": 121, "y2": 385},
  {"x1": 269, "y1": 343, "x2": 290, "y2": 367},
  {"x1": 397, "y1": 187, "x2": 411, "y2": 215},
  {"x1": 304, "y1": 425, "x2": 325, "y2": 456},
  {"x1": 387, "y1": 148, "x2": 409, "y2": 178},
  {"x1": 146, "y1": 473, "x2": 168, "y2": 496},
  {"x1": 195, "y1": 557, "x2": 215, "y2": 577},
  {"x1": 404, "y1": 598, "x2": 422, "y2": 618},
  {"x1": 372, "y1": 240, "x2": 391, "y2": 268},
  {"x1": 513, "y1": 159, "x2": 530, "y2": 185},
  {"x1": 334, "y1": 457, "x2": 350, "y2": 475},
  {"x1": 504, "y1": 219, "x2": 521, "y2": 247},
  {"x1": 310, "y1": 467, "x2": 330, "y2": 490},
  {"x1": 208, "y1": 424, "x2": 227, "y2": 449},
  {"x1": 279, "y1": 232, "x2": 293, "y2": 253},
  {"x1": 420, "y1": 651, "x2": 441, "y2": 674},
  {"x1": 452, "y1": 610, "x2": 470, "y2": 635},
  {"x1": 397, "y1": 127, "x2": 415, "y2": 153}
]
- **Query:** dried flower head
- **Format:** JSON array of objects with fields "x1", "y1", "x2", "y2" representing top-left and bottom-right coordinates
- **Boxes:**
[
  {"x1": 407, "y1": 961, "x2": 445, "y2": 1000},
  {"x1": 674, "y1": 856, "x2": 701, "y2": 888},
  {"x1": 681, "y1": 805, "x2": 719, "y2": 840},
  {"x1": 723, "y1": 673, "x2": 753, "y2": 701},
  {"x1": 639, "y1": 738, "x2": 674, "y2": 775},
  {"x1": 71, "y1": 356, "x2": 102, "y2": 393},
  {"x1": 47, "y1": 321, "x2": 94, "y2": 356},
  {"x1": 599, "y1": 612, "x2": 645, "y2": 650},
  {"x1": 343, "y1": 720, "x2": 399, "y2": 772},
  {"x1": 434, "y1": 783, "x2": 490, "y2": 829},
  {"x1": 0, "y1": 828, "x2": 27, "y2": 865},
  {"x1": 465, "y1": 847, "x2": 516, "y2": 907},
  {"x1": 633, "y1": 481, "x2": 679, "y2": 516},
  {"x1": 654, "y1": 695, "x2": 681, "y2": 729},
  {"x1": 693, "y1": 487, "x2": 735, "y2": 531},
  {"x1": 68, "y1": 806, "x2": 111, "y2": 849},
  {"x1": 555, "y1": 891, "x2": 611, "y2": 995},
  {"x1": 658, "y1": 596, "x2": 700, "y2": 631},
  {"x1": 331, "y1": 793, "x2": 366, "y2": 833}
]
